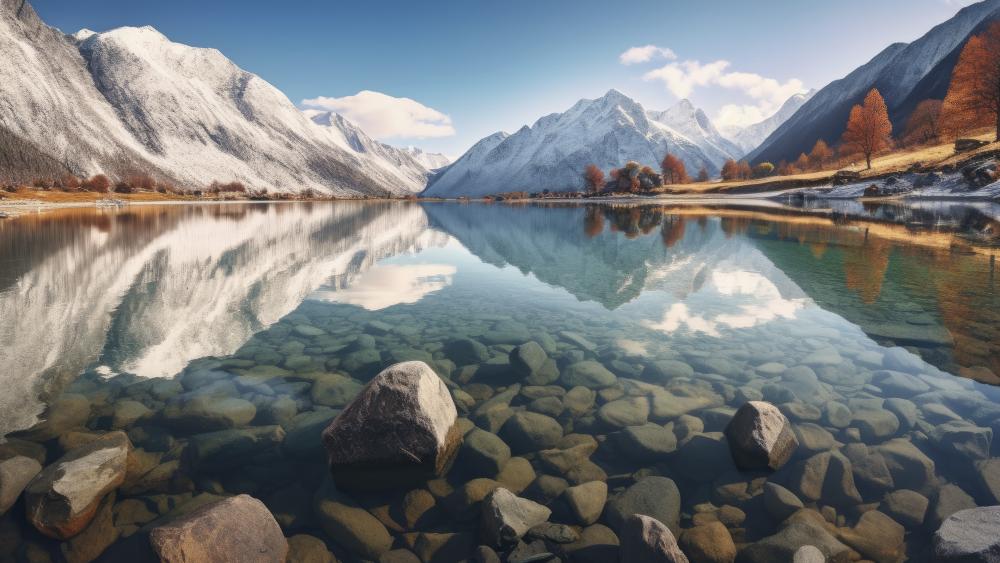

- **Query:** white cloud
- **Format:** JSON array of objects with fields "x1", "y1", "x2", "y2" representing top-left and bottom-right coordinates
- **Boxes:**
[
  {"x1": 641, "y1": 58, "x2": 806, "y2": 132},
  {"x1": 301, "y1": 90, "x2": 455, "y2": 140},
  {"x1": 619, "y1": 45, "x2": 677, "y2": 65},
  {"x1": 311, "y1": 263, "x2": 456, "y2": 310}
]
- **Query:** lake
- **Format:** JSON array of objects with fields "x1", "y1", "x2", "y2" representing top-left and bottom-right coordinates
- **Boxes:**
[{"x1": 1, "y1": 200, "x2": 999, "y2": 562}]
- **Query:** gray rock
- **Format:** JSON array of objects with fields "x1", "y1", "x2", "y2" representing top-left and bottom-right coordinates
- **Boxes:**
[
  {"x1": 148, "y1": 494, "x2": 287, "y2": 562},
  {"x1": 526, "y1": 521, "x2": 579, "y2": 544},
  {"x1": 445, "y1": 338, "x2": 490, "y2": 365},
  {"x1": 642, "y1": 360, "x2": 694, "y2": 382},
  {"x1": 933, "y1": 506, "x2": 1000, "y2": 562},
  {"x1": 873, "y1": 370, "x2": 930, "y2": 395},
  {"x1": 842, "y1": 443, "x2": 894, "y2": 493},
  {"x1": 930, "y1": 484, "x2": 977, "y2": 529},
  {"x1": 763, "y1": 482, "x2": 803, "y2": 522},
  {"x1": 187, "y1": 425, "x2": 285, "y2": 469},
  {"x1": 561, "y1": 361, "x2": 616, "y2": 389},
  {"x1": 852, "y1": 407, "x2": 899, "y2": 442},
  {"x1": 310, "y1": 374, "x2": 364, "y2": 408},
  {"x1": 976, "y1": 459, "x2": 1000, "y2": 504},
  {"x1": 286, "y1": 534, "x2": 336, "y2": 563},
  {"x1": 724, "y1": 401, "x2": 798, "y2": 471},
  {"x1": 499, "y1": 412, "x2": 563, "y2": 454},
  {"x1": 315, "y1": 480, "x2": 392, "y2": 560},
  {"x1": 792, "y1": 545, "x2": 825, "y2": 563},
  {"x1": 619, "y1": 514, "x2": 689, "y2": 563},
  {"x1": 679, "y1": 521, "x2": 736, "y2": 563},
  {"x1": 322, "y1": 361, "x2": 462, "y2": 490},
  {"x1": 673, "y1": 432, "x2": 735, "y2": 483},
  {"x1": 480, "y1": 487, "x2": 551, "y2": 548},
  {"x1": 931, "y1": 421, "x2": 992, "y2": 461},
  {"x1": 564, "y1": 386, "x2": 596, "y2": 417},
  {"x1": 598, "y1": 397, "x2": 649, "y2": 428},
  {"x1": 836, "y1": 510, "x2": 904, "y2": 563},
  {"x1": 613, "y1": 424, "x2": 677, "y2": 462},
  {"x1": 605, "y1": 476, "x2": 681, "y2": 534},
  {"x1": 111, "y1": 400, "x2": 152, "y2": 430},
  {"x1": 460, "y1": 428, "x2": 511, "y2": 478},
  {"x1": 738, "y1": 509, "x2": 850, "y2": 563},
  {"x1": 160, "y1": 395, "x2": 257, "y2": 432},
  {"x1": 562, "y1": 481, "x2": 607, "y2": 525},
  {"x1": 883, "y1": 398, "x2": 919, "y2": 431},
  {"x1": 876, "y1": 438, "x2": 936, "y2": 493},
  {"x1": 25, "y1": 432, "x2": 130, "y2": 539},
  {"x1": 561, "y1": 523, "x2": 620, "y2": 563},
  {"x1": 793, "y1": 423, "x2": 836, "y2": 455},
  {"x1": 0, "y1": 456, "x2": 42, "y2": 515},
  {"x1": 882, "y1": 489, "x2": 928, "y2": 528},
  {"x1": 510, "y1": 342, "x2": 548, "y2": 377}
]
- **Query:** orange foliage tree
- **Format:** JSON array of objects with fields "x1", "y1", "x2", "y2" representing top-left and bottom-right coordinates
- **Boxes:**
[
  {"x1": 942, "y1": 22, "x2": 1000, "y2": 141},
  {"x1": 720, "y1": 159, "x2": 739, "y2": 181},
  {"x1": 903, "y1": 100, "x2": 943, "y2": 146},
  {"x1": 795, "y1": 153, "x2": 811, "y2": 173},
  {"x1": 808, "y1": 140, "x2": 833, "y2": 170},
  {"x1": 583, "y1": 164, "x2": 605, "y2": 193},
  {"x1": 661, "y1": 153, "x2": 689, "y2": 184},
  {"x1": 737, "y1": 160, "x2": 753, "y2": 180},
  {"x1": 696, "y1": 166, "x2": 709, "y2": 182},
  {"x1": 841, "y1": 88, "x2": 893, "y2": 169}
]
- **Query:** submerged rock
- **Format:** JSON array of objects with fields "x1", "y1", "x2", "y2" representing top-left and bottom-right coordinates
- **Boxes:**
[
  {"x1": 0, "y1": 456, "x2": 42, "y2": 515},
  {"x1": 480, "y1": 487, "x2": 551, "y2": 548},
  {"x1": 619, "y1": 514, "x2": 689, "y2": 563},
  {"x1": 147, "y1": 495, "x2": 287, "y2": 562},
  {"x1": 561, "y1": 361, "x2": 616, "y2": 389},
  {"x1": 933, "y1": 506, "x2": 1000, "y2": 562},
  {"x1": 679, "y1": 521, "x2": 736, "y2": 563},
  {"x1": 25, "y1": 432, "x2": 130, "y2": 539},
  {"x1": 315, "y1": 480, "x2": 393, "y2": 560},
  {"x1": 605, "y1": 476, "x2": 681, "y2": 534},
  {"x1": 322, "y1": 361, "x2": 462, "y2": 490},
  {"x1": 724, "y1": 401, "x2": 798, "y2": 471}
]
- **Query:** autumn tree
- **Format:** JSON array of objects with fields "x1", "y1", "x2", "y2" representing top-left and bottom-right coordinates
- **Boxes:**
[
  {"x1": 901, "y1": 100, "x2": 943, "y2": 146},
  {"x1": 753, "y1": 162, "x2": 775, "y2": 178},
  {"x1": 777, "y1": 160, "x2": 793, "y2": 176},
  {"x1": 942, "y1": 22, "x2": 1000, "y2": 140},
  {"x1": 808, "y1": 140, "x2": 833, "y2": 170},
  {"x1": 696, "y1": 166, "x2": 709, "y2": 182},
  {"x1": 841, "y1": 88, "x2": 893, "y2": 169},
  {"x1": 83, "y1": 174, "x2": 111, "y2": 193},
  {"x1": 720, "y1": 159, "x2": 739, "y2": 181},
  {"x1": 795, "y1": 153, "x2": 811, "y2": 173},
  {"x1": 661, "y1": 153, "x2": 689, "y2": 184},
  {"x1": 583, "y1": 164, "x2": 605, "y2": 193},
  {"x1": 737, "y1": 160, "x2": 753, "y2": 180}
]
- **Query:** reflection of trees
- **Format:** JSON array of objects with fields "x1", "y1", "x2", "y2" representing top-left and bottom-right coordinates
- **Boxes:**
[
  {"x1": 661, "y1": 216, "x2": 687, "y2": 248},
  {"x1": 842, "y1": 239, "x2": 892, "y2": 304},
  {"x1": 720, "y1": 216, "x2": 751, "y2": 238},
  {"x1": 583, "y1": 207, "x2": 604, "y2": 238}
]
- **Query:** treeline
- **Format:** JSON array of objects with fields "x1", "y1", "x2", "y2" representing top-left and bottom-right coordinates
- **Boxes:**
[{"x1": 581, "y1": 151, "x2": 711, "y2": 194}]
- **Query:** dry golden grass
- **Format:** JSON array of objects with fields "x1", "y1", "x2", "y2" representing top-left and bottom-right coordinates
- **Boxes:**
[
  {"x1": 659, "y1": 131, "x2": 998, "y2": 194},
  {"x1": 0, "y1": 187, "x2": 201, "y2": 205}
]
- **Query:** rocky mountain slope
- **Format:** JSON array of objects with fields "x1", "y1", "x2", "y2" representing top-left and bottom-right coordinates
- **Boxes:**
[
  {"x1": 403, "y1": 147, "x2": 451, "y2": 171},
  {"x1": 423, "y1": 90, "x2": 741, "y2": 198},
  {"x1": 0, "y1": 1, "x2": 425, "y2": 195},
  {"x1": 750, "y1": 0, "x2": 1000, "y2": 165}
]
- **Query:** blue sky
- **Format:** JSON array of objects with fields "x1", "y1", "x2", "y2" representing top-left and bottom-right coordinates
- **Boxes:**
[{"x1": 35, "y1": 0, "x2": 978, "y2": 157}]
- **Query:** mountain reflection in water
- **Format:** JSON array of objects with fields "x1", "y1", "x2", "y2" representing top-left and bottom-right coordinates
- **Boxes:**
[{"x1": 0, "y1": 200, "x2": 996, "y2": 436}]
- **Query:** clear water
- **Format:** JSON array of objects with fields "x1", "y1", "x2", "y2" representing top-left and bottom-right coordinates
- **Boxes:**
[{"x1": 1, "y1": 201, "x2": 999, "y2": 562}]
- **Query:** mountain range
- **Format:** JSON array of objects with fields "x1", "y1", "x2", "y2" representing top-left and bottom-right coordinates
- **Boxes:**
[
  {"x1": 750, "y1": 0, "x2": 1000, "y2": 164},
  {"x1": 0, "y1": 0, "x2": 429, "y2": 195},
  {"x1": 423, "y1": 90, "x2": 759, "y2": 198}
]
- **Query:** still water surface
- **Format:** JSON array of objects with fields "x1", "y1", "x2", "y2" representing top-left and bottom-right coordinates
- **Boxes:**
[{"x1": 1, "y1": 201, "x2": 999, "y2": 561}]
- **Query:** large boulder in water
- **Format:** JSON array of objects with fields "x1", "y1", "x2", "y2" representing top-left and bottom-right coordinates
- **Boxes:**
[
  {"x1": 25, "y1": 432, "x2": 131, "y2": 539},
  {"x1": 322, "y1": 361, "x2": 462, "y2": 490},
  {"x1": 933, "y1": 506, "x2": 1000, "y2": 562},
  {"x1": 147, "y1": 495, "x2": 287, "y2": 562},
  {"x1": 724, "y1": 401, "x2": 798, "y2": 470},
  {"x1": 619, "y1": 514, "x2": 689, "y2": 563}
]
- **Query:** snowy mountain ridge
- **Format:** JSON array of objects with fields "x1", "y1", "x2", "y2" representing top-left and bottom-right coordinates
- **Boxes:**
[{"x1": 0, "y1": 2, "x2": 427, "y2": 195}]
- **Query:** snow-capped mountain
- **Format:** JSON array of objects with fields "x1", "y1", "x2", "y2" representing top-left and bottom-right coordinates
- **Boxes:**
[
  {"x1": 646, "y1": 99, "x2": 745, "y2": 164},
  {"x1": 403, "y1": 147, "x2": 452, "y2": 171},
  {"x1": 0, "y1": 1, "x2": 422, "y2": 195},
  {"x1": 423, "y1": 90, "x2": 741, "y2": 198},
  {"x1": 751, "y1": 0, "x2": 1000, "y2": 165},
  {"x1": 305, "y1": 110, "x2": 431, "y2": 193},
  {"x1": 726, "y1": 91, "x2": 814, "y2": 154}
]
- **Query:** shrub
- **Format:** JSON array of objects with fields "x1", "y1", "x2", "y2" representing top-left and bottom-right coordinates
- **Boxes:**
[{"x1": 82, "y1": 174, "x2": 111, "y2": 193}]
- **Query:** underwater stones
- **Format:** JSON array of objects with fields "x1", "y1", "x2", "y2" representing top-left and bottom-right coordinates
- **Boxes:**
[
  {"x1": 286, "y1": 534, "x2": 336, "y2": 563},
  {"x1": 598, "y1": 396, "x2": 649, "y2": 428},
  {"x1": 801, "y1": 347, "x2": 842, "y2": 368},
  {"x1": 315, "y1": 481, "x2": 393, "y2": 560},
  {"x1": 883, "y1": 398, "x2": 919, "y2": 431},
  {"x1": 875, "y1": 438, "x2": 936, "y2": 493},
  {"x1": 480, "y1": 487, "x2": 551, "y2": 548},
  {"x1": 559, "y1": 331, "x2": 597, "y2": 352},
  {"x1": 679, "y1": 521, "x2": 736, "y2": 563},
  {"x1": 187, "y1": 425, "x2": 285, "y2": 470},
  {"x1": 17, "y1": 393, "x2": 91, "y2": 441},
  {"x1": 562, "y1": 481, "x2": 607, "y2": 525},
  {"x1": 0, "y1": 456, "x2": 41, "y2": 515},
  {"x1": 649, "y1": 386, "x2": 723, "y2": 420},
  {"x1": 322, "y1": 361, "x2": 461, "y2": 491},
  {"x1": 283, "y1": 410, "x2": 337, "y2": 460},
  {"x1": 561, "y1": 523, "x2": 620, "y2": 563},
  {"x1": 673, "y1": 433, "x2": 734, "y2": 483},
  {"x1": 619, "y1": 514, "x2": 689, "y2": 563},
  {"x1": 499, "y1": 412, "x2": 563, "y2": 454},
  {"x1": 564, "y1": 386, "x2": 596, "y2": 417},
  {"x1": 460, "y1": 428, "x2": 511, "y2": 477},
  {"x1": 527, "y1": 521, "x2": 579, "y2": 544},
  {"x1": 111, "y1": 400, "x2": 152, "y2": 430},
  {"x1": 496, "y1": 457, "x2": 536, "y2": 494},
  {"x1": 842, "y1": 443, "x2": 895, "y2": 493},
  {"x1": 724, "y1": 401, "x2": 798, "y2": 471},
  {"x1": 605, "y1": 476, "x2": 682, "y2": 534},
  {"x1": 445, "y1": 338, "x2": 490, "y2": 365},
  {"x1": 785, "y1": 451, "x2": 861, "y2": 506},
  {"x1": 527, "y1": 396, "x2": 563, "y2": 418},
  {"x1": 933, "y1": 506, "x2": 1000, "y2": 562},
  {"x1": 60, "y1": 493, "x2": 117, "y2": 563},
  {"x1": 510, "y1": 342, "x2": 547, "y2": 376},
  {"x1": 873, "y1": 370, "x2": 930, "y2": 396},
  {"x1": 823, "y1": 402, "x2": 852, "y2": 428},
  {"x1": 561, "y1": 361, "x2": 616, "y2": 389},
  {"x1": 793, "y1": 423, "x2": 836, "y2": 455},
  {"x1": 763, "y1": 482, "x2": 804, "y2": 521},
  {"x1": 975, "y1": 459, "x2": 1000, "y2": 504},
  {"x1": 851, "y1": 406, "x2": 899, "y2": 442},
  {"x1": 738, "y1": 509, "x2": 850, "y2": 563},
  {"x1": 882, "y1": 489, "x2": 928, "y2": 528},
  {"x1": 160, "y1": 396, "x2": 256, "y2": 432},
  {"x1": 613, "y1": 423, "x2": 677, "y2": 462},
  {"x1": 836, "y1": 510, "x2": 905, "y2": 563},
  {"x1": 930, "y1": 484, "x2": 977, "y2": 529},
  {"x1": 310, "y1": 373, "x2": 364, "y2": 408},
  {"x1": 642, "y1": 360, "x2": 695, "y2": 382},
  {"x1": 882, "y1": 347, "x2": 925, "y2": 373},
  {"x1": 25, "y1": 432, "x2": 130, "y2": 539},
  {"x1": 930, "y1": 421, "x2": 992, "y2": 461},
  {"x1": 147, "y1": 494, "x2": 287, "y2": 562}
]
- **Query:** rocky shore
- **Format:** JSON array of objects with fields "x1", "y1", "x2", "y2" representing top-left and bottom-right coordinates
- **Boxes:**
[{"x1": 3, "y1": 301, "x2": 1000, "y2": 562}]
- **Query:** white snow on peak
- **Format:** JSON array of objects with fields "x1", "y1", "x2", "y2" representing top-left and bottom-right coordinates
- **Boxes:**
[{"x1": 727, "y1": 90, "x2": 816, "y2": 154}]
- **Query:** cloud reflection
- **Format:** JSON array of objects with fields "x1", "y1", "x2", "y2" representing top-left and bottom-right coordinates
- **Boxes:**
[{"x1": 311, "y1": 263, "x2": 456, "y2": 310}]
